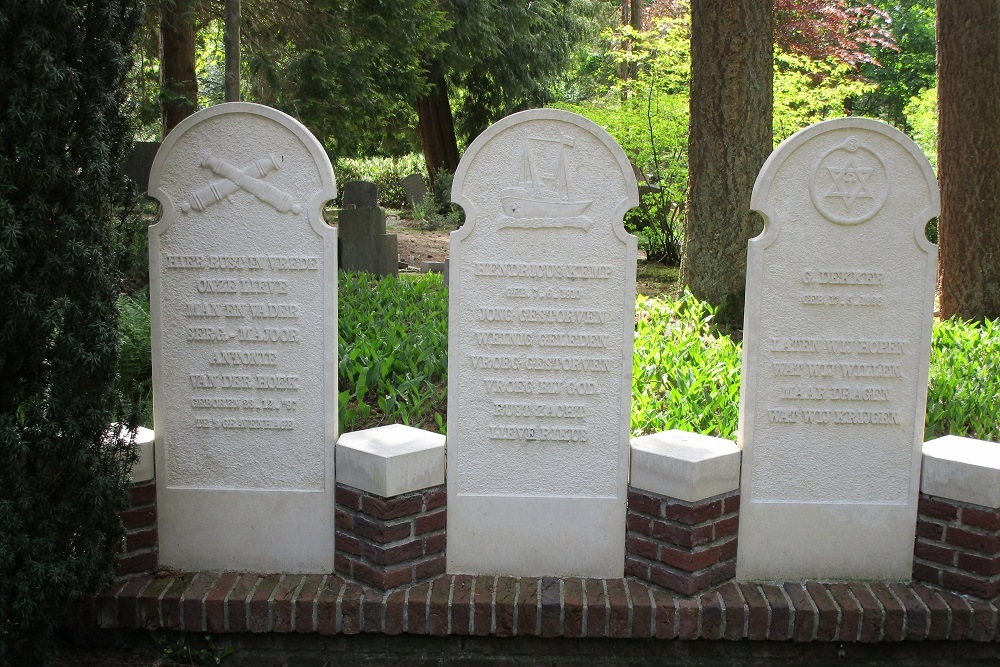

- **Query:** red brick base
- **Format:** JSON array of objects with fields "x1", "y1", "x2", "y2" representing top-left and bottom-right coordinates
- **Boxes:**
[
  {"x1": 88, "y1": 573, "x2": 997, "y2": 642},
  {"x1": 625, "y1": 487, "x2": 739, "y2": 596},
  {"x1": 334, "y1": 483, "x2": 446, "y2": 590},
  {"x1": 914, "y1": 493, "x2": 1000, "y2": 600},
  {"x1": 117, "y1": 481, "x2": 158, "y2": 577}
]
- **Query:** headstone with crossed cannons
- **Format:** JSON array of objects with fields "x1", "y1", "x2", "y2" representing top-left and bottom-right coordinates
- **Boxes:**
[{"x1": 148, "y1": 103, "x2": 338, "y2": 572}]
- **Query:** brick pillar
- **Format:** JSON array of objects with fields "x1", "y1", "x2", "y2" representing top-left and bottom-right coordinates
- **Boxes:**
[
  {"x1": 118, "y1": 424, "x2": 158, "y2": 577},
  {"x1": 626, "y1": 487, "x2": 739, "y2": 595},
  {"x1": 335, "y1": 424, "x2": 447, "y2": 591},
  {"x1": 626, "y1": 430, "x2": 741, "y2": 596},
  {"x1": 914, "y1": 494, "x2": 1000, "y2": 599},
  {"x1": 917, "y1": 435, "x2": 1000, "y2": 600},
  {"x1": 335, "y1": 484, "x2": 446, "y2": 590},
  {"x1": 118, "y1": 481, "x2": 158, "y2": 576}
]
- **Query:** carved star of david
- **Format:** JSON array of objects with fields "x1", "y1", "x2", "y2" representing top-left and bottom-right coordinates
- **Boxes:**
[{"x1": 823, "y1": 159, "x2": 875, "y2": 210}]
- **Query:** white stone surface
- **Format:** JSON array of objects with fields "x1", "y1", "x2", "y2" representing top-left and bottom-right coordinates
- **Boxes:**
[
  {"x1": 337, "y1": 424, "x2": 445, "y2": 497},
  {"x1": 131, "y1": 426, "x2": 156, "y2": 483},
  {"x1": 446, "y1": 108, "x2": 638, "y2": 577},
  {"x1": 148, "y1": 103, "x2": 337, "y2": 572},
  {"x1": 736, "y1": 118, "x2": 938, "y2": 581},
  {"x1": 922, "y1": 435, "x2": 1000, "y2": 508},
  {"x1": 630, "y1": 430, "x2": 741, "y2": 502}
]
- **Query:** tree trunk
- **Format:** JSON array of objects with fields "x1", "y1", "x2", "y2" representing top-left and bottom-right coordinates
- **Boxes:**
[
  {"x1": 681, "y1": 0, "x2": 773, "y2": 325},
  {"x1": 224, "y1": 0, "x2": 240, "y2": 102},
  {"x1": 630, "y1": 0, "x2": 643, "y2": 31},
  {"x1": 160, "y1": 0, "x2": 198, "y2": 135},
  {"x1": 937, "y1": 1, "x2": 1000, "y2": 320},
  {"x1": 416, "y1": 65, "x2": 460, "y2": 184}
]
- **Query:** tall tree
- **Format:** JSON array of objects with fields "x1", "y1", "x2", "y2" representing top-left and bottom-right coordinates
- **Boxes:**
[
  {"x1": 937, "y1": 0, "x2": 1000, "y2": 320},
  {"x1": 160, "y1": 0, "x2": 198, "y2": 134},
  {"x1": 224, "y1": 0, "x2": 240, "y2": 102},
  {"x1": 416, "y1": 0, "x2": 586, "y2": 181},
  {"x1": 681, "y1": 0, "x2": 773, "y2": 324},
  {"x1": 0, "y1": 0, "x2": 141, "y2": 660}
]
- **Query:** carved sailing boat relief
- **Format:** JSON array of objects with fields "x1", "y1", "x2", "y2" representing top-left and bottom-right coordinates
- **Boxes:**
[{"x1": 499, "y1": 132, "x2": 593, "y2": 231}]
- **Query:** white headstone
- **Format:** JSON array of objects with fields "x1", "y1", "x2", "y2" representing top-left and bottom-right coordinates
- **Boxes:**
[
  {"x1": 446, "y1": 109, "x2": 638, "y2": 577},
  {"x1": 736, "y1": 118, "x2": 938, "y2": 580},
  {"x1": 148, "y1": 103, "x2": 337, "y2": 572}
]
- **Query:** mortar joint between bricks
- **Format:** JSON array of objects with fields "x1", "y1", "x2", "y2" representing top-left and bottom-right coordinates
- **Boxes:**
[{"x1": 601, "y1": 579, "x2": 610, "y2": 637}]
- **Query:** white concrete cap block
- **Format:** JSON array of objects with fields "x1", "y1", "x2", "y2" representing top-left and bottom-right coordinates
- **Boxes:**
[
  {"x1": 131, "y1": 426, "x2": 156, "y2": 483},
  {"x1": 922, "y1": 435, "x2": 1000, "y2": 508},
  {"x1": 446, "y1": 108, "x2": 638, "y2": 577},
  {"x1": 337, "y1": 424, "x2": 445, "y2": 497},
  {"x1": 148, "y1": 102, "x2": 337, "y2": 573},
  {"x1": 630, "y1": 430, "x2": 740, "y2": 502},
  {"x1": 736, "y1": 118, "x2": 938, "y2": 581}
]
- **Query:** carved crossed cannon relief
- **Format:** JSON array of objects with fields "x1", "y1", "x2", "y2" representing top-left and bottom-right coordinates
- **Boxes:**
[{"x1": 181, "y1": 153, "x2": 303, "y2": 215}]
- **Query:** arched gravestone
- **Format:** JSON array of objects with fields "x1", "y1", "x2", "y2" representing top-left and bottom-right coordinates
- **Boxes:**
[
  {"x1": 447, "y1": 109, "x2": 638, "y2": 577},
  {"x1": 736, "y1": 118, "x2": 938, "y2": 580},
  {"x1": 148, "y1": 103, "x2": 337, "y2": 572}
]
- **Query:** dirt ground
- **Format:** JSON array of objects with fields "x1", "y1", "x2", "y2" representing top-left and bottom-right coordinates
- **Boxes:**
[{"x1": 391, "y1": 227, "x2": 452, "y2": 266}]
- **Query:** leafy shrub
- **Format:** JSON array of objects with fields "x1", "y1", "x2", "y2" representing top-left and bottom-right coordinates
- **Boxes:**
[
  {"x1": 0, "y1": 0, "x2": 142, "y2": 660},
  {"x1": 335, "y1": 153, "x2": 425, "y2": 208},
  {"x1": 632, "y1": 292, "x2": 742, "y2": 439},
  {"x1": 904, "y1": 84, "x2": 937, "y2": 171},
  {"x1": 410, "y1": 168, "x2": 464, "y2": 230},
  {"x1": 338, "y1": 271, "x2": 449, "y2": 433},
  {"x1": 117, "y1": 291, "x2": 153, "y2": 428},
  {"x1": 926, "y1": 317, "x2": 1000, "y2": 441}
]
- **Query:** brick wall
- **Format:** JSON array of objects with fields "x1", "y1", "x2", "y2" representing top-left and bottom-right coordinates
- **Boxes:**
[
  {"x1": 335, "y1": 483, "x2": 446, "y2": 590},
  {"x1": 913, "y1": 493, "x2": 1000, "y2": 600},
  {"x1": 91, "y1": 573, "x2": 1000, "y2": 642},
  {"x1": 118, "y1": 481, "x2": 158, "y2": 577},
  {"x1": 626, "y1": 487, "x2": 739, "y2": 595}
]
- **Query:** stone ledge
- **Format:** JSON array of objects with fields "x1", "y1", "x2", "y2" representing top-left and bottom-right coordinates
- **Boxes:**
[{"x1": 88, "y1": 573, "x2": 1000, "y2": 641}]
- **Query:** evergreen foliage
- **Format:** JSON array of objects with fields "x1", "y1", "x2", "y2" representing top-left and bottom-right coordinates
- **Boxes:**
[{"x1": 0, "y1": 0, "x2": 142, "y2": 661}]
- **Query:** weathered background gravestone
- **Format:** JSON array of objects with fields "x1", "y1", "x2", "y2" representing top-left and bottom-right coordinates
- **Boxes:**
[
  {"x1": 148, "y1": 103, "x2": 338, "y2": 572},
  {"x1": 737, "y1": 118, "x2": 938, "y2": 580},
  {"x1": 401, "y1": 172, "x2": 427, "y2": 207},
  {"x1": 447, "y1": 109, "x2": 638, "y2": 577},
  {"x1": 337, "y1": 207, "x2": 398, "y2": 277},
  {"x1": 341, "y1": 180, "x2": 379, "y2": 209},
  {"x1": 122, "y1": 141, "x2": 161, "y2": 193}
]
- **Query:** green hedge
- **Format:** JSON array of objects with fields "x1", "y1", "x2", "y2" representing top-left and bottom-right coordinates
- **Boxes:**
[{"x1": 335, "y1": 154, "x2": 425, "y2": 208}]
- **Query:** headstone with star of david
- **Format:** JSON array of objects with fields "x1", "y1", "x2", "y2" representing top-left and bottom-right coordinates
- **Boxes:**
[
  {"x1": 735, "y1": 118, "x2": 938, "y2": 581},
  {"x1": 147, "y1": 103, "x2": 338, "y2": 572}
]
